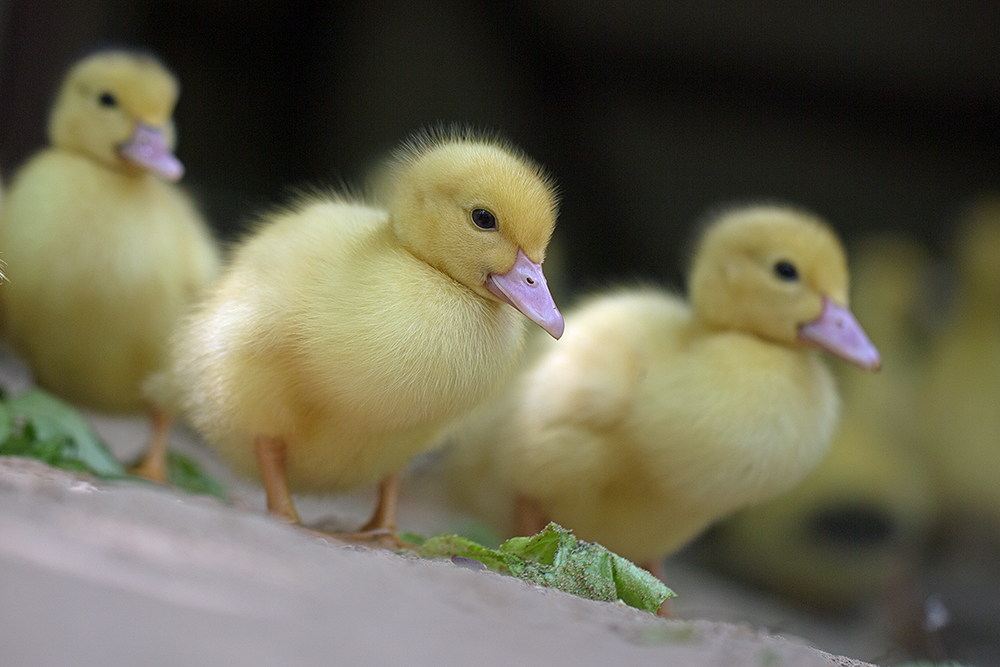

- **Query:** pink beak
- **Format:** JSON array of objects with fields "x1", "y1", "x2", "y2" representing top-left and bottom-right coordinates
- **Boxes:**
[
  {"x1": 798, "y1": 297, "x2": 881, "y2": 371},
  {"x1": 118, "y1": 124, "x2": 184, "y2": 181},
  {"x1": 486, "y1": 249, "x2": 564, "y2": 339}
]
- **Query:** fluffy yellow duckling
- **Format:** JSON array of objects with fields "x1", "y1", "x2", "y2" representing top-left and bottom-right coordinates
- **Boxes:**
[
  {"x1": 148, "y1": 128, "x2": 563, "y2": 538},
  {"x1": 699, "y1": 235, "x2": 936, "y2": 610},
  {"x1": 917, "y1": 195, "x2": 1000, "y2": 534},
  {"x1": 0, "y1": 50, "x2": 219, "y2": 475},
  {"x1": 444, "y1": 205, "x2": 879, "y2": 567}
]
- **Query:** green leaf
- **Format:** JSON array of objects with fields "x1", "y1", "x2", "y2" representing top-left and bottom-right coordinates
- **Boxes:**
[
  {"x1": 415, "y1": 523, "x2": 674, "y2": 614},
  {"x1": 610, "y1": 551, "x2": 675, "y2": 615},
  {"x1": 419, "y1": 534, "x2": 524, "y2": 575},
  {"x1": 0, "y1": 402, "x2": 13, "y2": 444},
  {"x1": 166, "y1": 450, "x2": 228, "y2": 500},
  {"x1": 6, "y1": 388, "x2": 125, "y2": 477},
  {"x1": 398, "y1": 531, "x2": 427, "y2": 547},
  {"x1": 500, "y1": 526, "x2": 564, "y2": 567}
]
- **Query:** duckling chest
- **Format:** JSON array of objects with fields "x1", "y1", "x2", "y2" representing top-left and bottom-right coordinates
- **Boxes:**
[
  {"x1": 633, "y1": 335, "x2": 840, "y2": 505},
  {"x1": 291, "y1": 286, "x2": 528, "y2": 430},
  {"x1": 31, "y1": 156, "x2": 201, "y2": 277}
]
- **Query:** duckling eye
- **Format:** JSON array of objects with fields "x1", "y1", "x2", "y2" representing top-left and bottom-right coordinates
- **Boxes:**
[
  {"x1": 98, "y1": 92, "x2": 118, "y2": 107},
  {"x1": 774, "y1": 260, "x2": 799, "y2": 281},
  {"x1": 471, "y1": 208, "x2": 497, "y2": 230}
]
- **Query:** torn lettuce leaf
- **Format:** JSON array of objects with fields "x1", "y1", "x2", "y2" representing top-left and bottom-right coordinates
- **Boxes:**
[
  {"x1": 417, "y1": 522, "x2": 674, "y2": 614},
  {"x1": 0, "y1": 387, "x2": 226, "y2": 499},
  {"x1": 1, "y1": 388, "x2": 125, "y2": 477}
]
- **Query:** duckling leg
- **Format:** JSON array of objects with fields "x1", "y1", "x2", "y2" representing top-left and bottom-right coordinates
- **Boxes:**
[
  {"x1": 336, "y1": 471, "x2": 415, "y2": 548},
  {"x1": 130, "y1": 407, "x2": 173, "y2": 483},
  {"x1": 514, "y1": 494, "x2": 550, "y2": 535},
  {"x1": 254, "y1": 435, "x2": 302, "y2": 524},
  {"x1": 357, "y1": 470, "x2": 401, "y2": 533}
]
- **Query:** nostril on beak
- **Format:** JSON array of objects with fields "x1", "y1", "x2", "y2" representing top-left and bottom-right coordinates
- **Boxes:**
[{"x1": 525, "y1": 276, "x2": 535, "y2": 286}]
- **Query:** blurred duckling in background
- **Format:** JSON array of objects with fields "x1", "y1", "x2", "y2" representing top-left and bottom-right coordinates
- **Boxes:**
[
  {"x1": 442, "y1": 205, "x2": 880, "y2": 571},
  {"x1": 699, "y1": 235, "x2": 937, "y2": 611},
  {"x1": 916, "y1": 195, "x2": 1000, "y2": 539},
  {"x1": 0, "y1": 50, "x2": 220, "y2": 478},
  {"x1": 147, "y1": 128, "x2": 563, "y2": 540}
]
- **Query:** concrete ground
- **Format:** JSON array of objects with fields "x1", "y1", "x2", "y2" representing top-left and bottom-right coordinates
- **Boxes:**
[
  {"x1": 0, "y1": 349, "x2": 891, "y2": 667},
  {"x1": 0, "y1": 455, "x2": 878, "y2": 667}
]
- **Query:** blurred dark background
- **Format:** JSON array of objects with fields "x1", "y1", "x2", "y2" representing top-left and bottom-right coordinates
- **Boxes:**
[
  {"x1": 2, "y1": 3, "x2": 999, "y2": 664},
  {"x1": 1, "y1": 0, "x2": 997, "y2": 292}
]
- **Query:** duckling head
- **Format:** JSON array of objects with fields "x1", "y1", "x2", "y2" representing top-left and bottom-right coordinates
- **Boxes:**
[
  {"x1": 48, "y1": 50, "x2": 184, "y2": 181},
  {"x1": 689, "y1": 205, "x2": 881, "y2": 370},
  {"x1": 385, "y1": 128, "x2": 564, "y2": 338}
]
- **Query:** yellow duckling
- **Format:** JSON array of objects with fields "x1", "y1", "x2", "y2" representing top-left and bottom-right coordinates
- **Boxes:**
[
  {"x1": 147, "y1": 128, "x2": 563, "y2": 539},
  {"x1": 917, "y1": 195, "x2": 1000, "y2": 535},
  {"x1": 0, "y1": 50, "x2": 219, "y2": 475},
  {"x1": 700, "y1": 235, "x2": 936, "y2": 610},
  {"x1": 444, "y1": 205, "x2": 879, "y2": 567}
]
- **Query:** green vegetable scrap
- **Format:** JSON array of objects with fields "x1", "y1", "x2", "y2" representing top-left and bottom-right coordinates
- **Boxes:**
[
  {"x1": 0, "y1": 386, "x2": 226, "y2": 499},
  {"x1": 0, "y1": 388, "x2": 125, "y2": 477},
  {"x1": 417, "y1": 522, "x2": 674, "y2": 614},
  {"x1": 165, "y1": 450, "x2": 227, "y2": 500}
]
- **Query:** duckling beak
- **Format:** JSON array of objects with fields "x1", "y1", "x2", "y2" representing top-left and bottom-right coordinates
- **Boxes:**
[
  {"x1": 487, "y1": 249, "x2": 564, "y2": 339},
  {"x1": 798, "y1": 297, "x2": 881, "y2": 371},
  {"x1": 118, "y1": 124, "x2": 184, "y2": 181}
]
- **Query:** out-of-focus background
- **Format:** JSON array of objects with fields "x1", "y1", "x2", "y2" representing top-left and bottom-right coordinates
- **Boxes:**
[
  {"x1": 1, "y1": 2, "x2": 998, "y2": 665},
  {"x1": 2, "y1": 1, "x2": 997, "y2": 283}
]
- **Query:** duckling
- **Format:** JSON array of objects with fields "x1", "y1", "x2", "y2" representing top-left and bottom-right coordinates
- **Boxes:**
[
  {"x1": 0, "y1": 50, "x2": 220, "y2": 479},
  {"x1": 147, "y1": 128, "x2": 563, "y2": 539},
  {"x1": 699, "y1": 235, "x2": 937, "y2": 610},
  {"x1": 917, "y1": 195, "x2": 1000, "y2": 536},
  {"x1": 443, "y1": 205, "x2": 879, "y2": 567}
]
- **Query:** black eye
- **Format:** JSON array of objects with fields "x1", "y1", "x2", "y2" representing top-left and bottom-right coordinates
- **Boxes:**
[
  {"x1": 774, "y1": 260, "x2": 799, "y2": 281},
  {"x1": 471, "y1": 208, "x2": 497, "y2": 230},
  {"x1": 98, "y1": 92, "x2": 117, "y2": 107}
]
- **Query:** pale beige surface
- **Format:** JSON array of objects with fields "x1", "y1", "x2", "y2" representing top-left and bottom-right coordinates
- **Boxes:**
[
  {"x1": 0, "y1": 350, "x2": 881, "y2": 666},
  {"x1": 0, "y1": 457, "x2": 876, "y2": 667}
]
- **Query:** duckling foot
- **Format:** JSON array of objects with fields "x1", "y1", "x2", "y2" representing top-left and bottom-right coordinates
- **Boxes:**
[
  {"x1": 255, "y1": 435, "x2": 303, "y2": 524},
  {"x1": 129, "y1": 408, "x2": 173, "y2": 484},
  {"x1": 329, "y1": 527, "x2": 416, "y2": 550}
]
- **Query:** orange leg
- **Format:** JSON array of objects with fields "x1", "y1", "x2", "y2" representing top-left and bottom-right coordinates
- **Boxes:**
[
  {"x1": 358, "y1": 470, "x2": 401, "y2": 534},
  {"x1": 252, "y1": 441, "x2": 410, "y2": 549},
  {"x1": 254, "y1": 435, "x2": 302, "y2": 524},
  {"x1": 130, "y1": 407, "x2": 173, "y2": 483},
  {"x1": 514, "y1": 494, "x2": 550, "y2": 536},
  {"x1": 337, "y1": 471, "x2": 414, "y2": 548}
]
